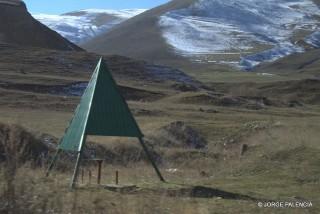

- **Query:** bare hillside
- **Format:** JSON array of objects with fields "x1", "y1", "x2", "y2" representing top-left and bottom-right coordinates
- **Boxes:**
[
  {"x1": 83, "y1": 0, "x2": 195, "y2": 64},
  {"x1": 0, "y1": 0, "x2": 81, "y2": 51}
]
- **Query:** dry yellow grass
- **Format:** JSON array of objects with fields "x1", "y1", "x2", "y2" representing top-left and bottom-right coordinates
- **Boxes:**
[
  {"x1": 0, "y1": 52, "x2": 319, "y2": 213},
  {"x1": 0, "y1": 100, "x2": 319, "y2": 213}
]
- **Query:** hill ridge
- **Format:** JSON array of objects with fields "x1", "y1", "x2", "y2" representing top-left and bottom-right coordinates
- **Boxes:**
[{"x1": 0, "y1": 1, "x2": 82, "y2": 51}]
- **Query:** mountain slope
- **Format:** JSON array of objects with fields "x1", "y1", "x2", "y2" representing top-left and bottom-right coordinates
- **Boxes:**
[
  {"x1": 255, "y1": 48, "x2": 320, "y2": 76},
  {"x1": 84, "y1": 0, "x2": 320, "y2": 70},
  {"x1": 83, "y1": 0, "x2": 196, "y2": 64},
  {"x1": 33, "y1": 9, "x2": 146, "y2": 44},
  {"x1": 0, "y1": 0, "x2": 81, "y2": 51}
]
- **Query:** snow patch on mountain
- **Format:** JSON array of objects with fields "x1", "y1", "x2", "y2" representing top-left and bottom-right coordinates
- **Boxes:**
[
  {"x1": 159, "y1": 0, "x2": 320, "y2": 69},
  {"x1": 33, "y1": 9, "x2": 146, "y2": 44},
  {"x1": 80, "y1": 9, "x2": 146, "y2": 18},
  {"x1": 306, "y1": 31, "x2": 320, "y2": 48},
  {"x1": 240, "y1": 43, "x2": 305, "y2": 69}
]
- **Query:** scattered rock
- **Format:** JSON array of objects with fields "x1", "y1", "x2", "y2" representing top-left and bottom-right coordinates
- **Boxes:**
[
  {"x1": 244, "y1": 121, "x2": 271, "y2": 131},
  {"x1": 240, "y1": 144, "x2": 249, "y2": 156},
  {"x1": 166, "y1": 168, "x2": 179, "y2": 173}
]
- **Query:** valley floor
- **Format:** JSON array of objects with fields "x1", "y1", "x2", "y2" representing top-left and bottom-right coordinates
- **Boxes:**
[{"x1": 0, "y1": 47, "x2": 319, "y2": 213}]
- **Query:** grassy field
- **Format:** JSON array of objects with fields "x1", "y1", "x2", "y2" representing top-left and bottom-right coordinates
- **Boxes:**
[
  {"x1": 1, "y1": 93, "x2": 320, "y2": 213},
  {"x1": 0, "y1": 47, "x2": 319, "y2": 213}
]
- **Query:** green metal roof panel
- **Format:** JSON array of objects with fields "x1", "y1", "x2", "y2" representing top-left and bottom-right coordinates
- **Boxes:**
[
  {"x1": 58, "y1": 60, "x2": 99, "y2": 151},
  {"x1": 86, "y1": 60, "x2": 143, "y2": 137},
  {"x1": 58, "y1": 58, "x2": 143, "y2": 152}
]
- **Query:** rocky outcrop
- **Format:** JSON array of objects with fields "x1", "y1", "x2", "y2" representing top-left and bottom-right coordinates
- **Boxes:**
[{"x1": 148, "y1": 121, "x2": 208, "y2": 149}]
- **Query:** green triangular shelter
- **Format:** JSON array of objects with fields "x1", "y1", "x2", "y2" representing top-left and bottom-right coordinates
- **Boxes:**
[
  {"x1": 47, "y1": 58, "x2": 164, "y2": 187},
  {"x1": 59, "y1": 58, "x2": 143, "y2": 152}
]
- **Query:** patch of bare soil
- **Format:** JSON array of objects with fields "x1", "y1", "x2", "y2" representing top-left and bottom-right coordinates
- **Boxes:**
[{"x1": 148, "y1": 121, "x2": 207, "y2": 149}]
